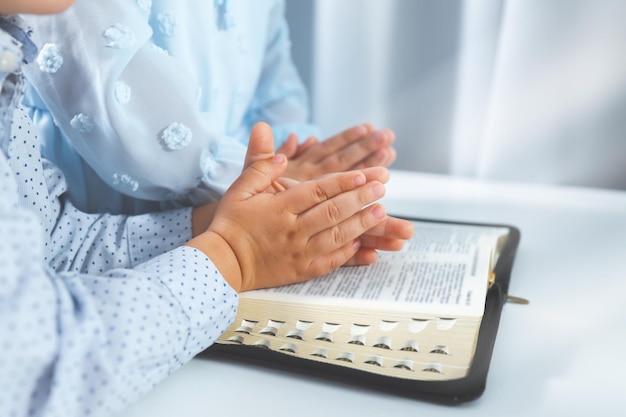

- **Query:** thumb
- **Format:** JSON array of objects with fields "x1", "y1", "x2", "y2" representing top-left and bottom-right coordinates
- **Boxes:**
[
  {"x1": 276, "y1": 133, "x2": 299, "y2": 159},
  {"x1": 226, "y1": 154, "x2": 288, "y2": 201},
  {"x1": 244, "y1": 122, "x2": 276, "y2": 170},
  {"x1": 228, "y1": 125, "x2": 288, "y2": 200}
]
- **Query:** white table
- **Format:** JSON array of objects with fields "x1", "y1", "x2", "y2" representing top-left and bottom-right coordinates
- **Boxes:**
[{"x1": 117, "y1": 170, "x2": 626, "y2": 416}]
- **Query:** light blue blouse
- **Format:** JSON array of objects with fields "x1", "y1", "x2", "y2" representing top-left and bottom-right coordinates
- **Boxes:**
[
  {"x1": 24, "y1": 0, "x2": 319, "y2": 214},
  {"x1": 1, "y1": 16, "x2": 238, "y2": 417}
]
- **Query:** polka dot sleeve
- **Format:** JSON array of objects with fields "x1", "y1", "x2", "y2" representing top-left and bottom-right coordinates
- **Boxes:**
[
  {"x1": 2, "y1": 14, "x2": 239, "y2": 417},
  {"x1": 1, "y1": 219, "x2": 238, "y2": 417},
  {"x1": 3, "y1": 109, "x2": 238, "y2": 417},
  {"x1": 7, "y1": 107, "x2": 194, "y2": 274},
  {"x1": 46, "y1": 196, "x2": 195, "y2": 274}
]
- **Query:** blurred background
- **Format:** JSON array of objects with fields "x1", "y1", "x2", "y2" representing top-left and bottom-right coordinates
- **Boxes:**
[{"x1": 285, "y1": 0, "x2": 626, "y2": 190}]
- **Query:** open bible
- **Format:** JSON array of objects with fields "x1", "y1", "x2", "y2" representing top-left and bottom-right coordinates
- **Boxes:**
[{"x1": 203, "y1": 218, "x2": 521, "y2": 404}]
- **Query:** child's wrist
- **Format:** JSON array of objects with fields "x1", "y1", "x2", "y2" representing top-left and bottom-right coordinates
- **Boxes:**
[
  {"x1": 190, "y1": 202, "x2": 219, "y2": 237},
  {"x1": 185, "y1": 230, "x2": 243, "y2": 292}
]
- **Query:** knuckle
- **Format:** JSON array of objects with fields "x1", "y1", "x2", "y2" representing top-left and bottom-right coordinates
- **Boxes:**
[
  {"x1": 318, "y1": 252, "x2": 343, "y2": 275},
  {"x1": 357, "y1": 187, "x2": 372, "y2": 207},
  {"x1": 325, "y1": 202, "x2": 342, "y2": 223},
  {"x1": 248, "y1": 164, "x2": 267, "y2": 177},
  {"x1": 330, "y1": 224, "x2": 346, "y2": 246},
  {"x1": 326, "y1": 256, "x2": 342, "y2": 272},
  {"x1": 360, "y1": 208, "x2": 376, "y2": 229},
  {"x1": 334, "y1": 151, "x2": 350, "y2": 167},
  {"x1": 329, "y1": 151, "x2": 350, "y2": 167},
  {"x1": 360, "y1": 136, "x2": 378, "y2": 152},
  {"x1": 312, "y1": 184, "x2": 330, "y2": 202}
]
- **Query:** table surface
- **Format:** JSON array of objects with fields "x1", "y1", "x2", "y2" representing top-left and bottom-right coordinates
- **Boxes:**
[{"x1": 117, "y1": 170, "x2": 626, "y2": 416}]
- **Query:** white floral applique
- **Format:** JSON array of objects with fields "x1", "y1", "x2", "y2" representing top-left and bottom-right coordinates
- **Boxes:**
[
  {"x1": 200, "y1": 148, "x2": 219, "y2": 178},
  {"x1": 149, "y1": 43, "x2": 170, "y2": 57},
  {"x1": 70, "y1": 113, "x2": 94, "y2": 133},
  {"x1": 103, "y1": 23, "x2": 136, "y2": 49},
  {"x1": 161, "y1": 122, "x2": 192, "y2": 151},
  {"x1": 114, "y1": 81, "x2": 131, "y2": 104},
  {"x1": 112, "y1": 173, "x2": 139, "y2": 192},
  {"x1": 136, "y1": 0, "x2": 152, "y2": 13},
  {"x1": 36, "y1": 43, "x2": 63, "y2": 73},
  {"x1": 156, "y1": 13, "x2": 177, "y2": 37}
]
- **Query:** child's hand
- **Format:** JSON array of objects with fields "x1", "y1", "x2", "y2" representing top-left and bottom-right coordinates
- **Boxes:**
[
  {"x1": 278, "y1": 124, "x2": 397, "y2": 181},
  {"x1": 346, "y1": 216, "x2": 415, "y2": 265},
  {"x1": 241, "y1": 122, "x2": 411, "y2": 267},
  {"x1": 186, "y1": 123, "x2": 390, "y2": 292}
]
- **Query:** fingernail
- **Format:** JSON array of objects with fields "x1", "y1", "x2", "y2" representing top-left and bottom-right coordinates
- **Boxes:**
[
  {"x1": 372, "y1": 205, "x2": 386, "y2": 219},
  {"x1": 353, "y1": 125, "x2": 367, "y2": 136},
  {"x1": 372, "y1": 183, "x2": 385, "y2": 198},
  {"x1": 353, "y1": 174, "x2": 366, "y2": 186},
  {"x1": 272, "y1": 154, "x2": 286, "y2": 164},
  {"x1": 373, "y1": 131, "x2": 385, "y2": 144}
]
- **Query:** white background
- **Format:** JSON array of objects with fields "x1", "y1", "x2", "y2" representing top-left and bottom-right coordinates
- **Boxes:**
[{"x1": 286, "y1": 0, "x2": 626, "y2": 190}]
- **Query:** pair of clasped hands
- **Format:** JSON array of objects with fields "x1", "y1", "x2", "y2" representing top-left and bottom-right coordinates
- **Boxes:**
[{"x1": 187, "y1": 122, "x2": 415, "y2": 293}]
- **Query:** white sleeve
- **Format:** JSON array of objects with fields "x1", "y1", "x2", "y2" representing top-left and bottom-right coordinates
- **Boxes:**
[{"x1": 24, "y1": 0, "x2": 246, "y2": 204}]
